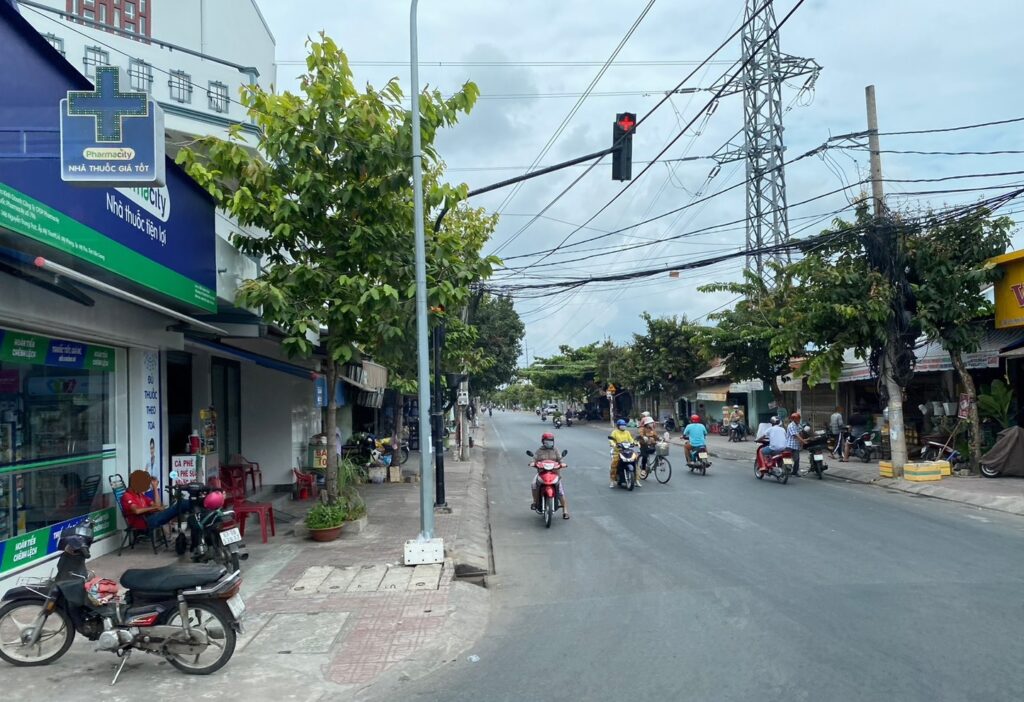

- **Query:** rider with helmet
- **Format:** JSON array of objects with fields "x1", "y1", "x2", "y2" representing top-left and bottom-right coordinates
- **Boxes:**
[
  {"x1": 637, "y1": 414, "x2": 659, "y2": 479},
  {"x1": 608, "y1": 419, "x2": 637, "y2": 488},
  {"x1": 760, "y1": 416, "x2": 788, "y2": 461},
  {"x1": 532, "y1": 432, "x2": 570, "y2": 519},
  {"x1": 682, "y1": 413, "x2": 709, "y2": 462}
]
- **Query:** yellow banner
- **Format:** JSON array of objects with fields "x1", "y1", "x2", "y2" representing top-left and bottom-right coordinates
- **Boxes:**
[{"x1": 992, "y1": 251, "x2": 1024, "y2": 329}]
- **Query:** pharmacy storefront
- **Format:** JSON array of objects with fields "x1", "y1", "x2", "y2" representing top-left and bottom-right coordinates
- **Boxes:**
[{"x1": 0, "y1": 4, "x2": 217, "y2": 593}]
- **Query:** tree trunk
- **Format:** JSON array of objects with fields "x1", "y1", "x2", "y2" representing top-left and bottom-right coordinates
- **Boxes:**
[
  {"x1": 769, "y1": 377, "x2": 785, "y2": 415},
  {"x1": 392, "y1": 390, "x2": 404, "y2": 452},
  {"x1": 325, "y1": 358, "x2": 339, "y2": 504},
  {"x1": 882, "y1": 350, "x2": 907, "y2": 475},
  {"x1": 949, "y1": 349, "x2": 980, "y2": 474}
]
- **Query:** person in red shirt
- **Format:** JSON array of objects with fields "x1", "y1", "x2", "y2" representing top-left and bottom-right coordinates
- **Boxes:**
[{"x1": 121, "y1": 470, "x2": 188, "y2": 531}]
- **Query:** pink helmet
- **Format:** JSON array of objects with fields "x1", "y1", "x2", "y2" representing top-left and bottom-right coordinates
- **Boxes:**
[{"x1": 203, "y1": 490, "x2": 226, "y2": 510}]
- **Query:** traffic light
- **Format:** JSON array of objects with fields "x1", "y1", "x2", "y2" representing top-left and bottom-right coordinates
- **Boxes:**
[{"x1": 612, "y1": 112, "x2": 636, "y2": 181}]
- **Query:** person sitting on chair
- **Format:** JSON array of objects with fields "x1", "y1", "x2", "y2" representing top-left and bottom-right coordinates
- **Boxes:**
[{"x1": 120, "y1": 470, "x2": 188, "y2": 535}]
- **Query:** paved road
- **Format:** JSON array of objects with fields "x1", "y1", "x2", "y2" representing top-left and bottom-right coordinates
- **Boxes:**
[{"x1": 396, "y1": 411, "x2": 1024, "y2": 702}]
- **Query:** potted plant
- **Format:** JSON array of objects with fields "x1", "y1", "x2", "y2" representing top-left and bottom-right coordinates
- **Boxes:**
[{"x1": 305, "y1": 502, "x2": 347, "y2": 542}]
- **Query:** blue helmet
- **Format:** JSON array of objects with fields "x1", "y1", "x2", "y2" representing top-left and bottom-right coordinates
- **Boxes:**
[{"x1": 616, "y1": 419, "x2": 627, "y2": 427}]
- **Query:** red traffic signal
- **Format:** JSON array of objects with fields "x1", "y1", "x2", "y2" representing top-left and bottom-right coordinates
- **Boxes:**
[{"x1": 612, "y1": 112, "x2": 636, "y2": 181}]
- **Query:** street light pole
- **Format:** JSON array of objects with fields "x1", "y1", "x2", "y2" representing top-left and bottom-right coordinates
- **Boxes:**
[{"x1": 410, "y1": 0, "x2": 435, "y2": 540}]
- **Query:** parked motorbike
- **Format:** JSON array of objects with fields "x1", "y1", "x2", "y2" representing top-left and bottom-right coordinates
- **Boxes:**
[
  {"x1": 613, "y1": 441, "x2": 640, "y2": 491},
  {"x1": 168, "y1": 474, "x2": 246, "y2": 573},
  {"x1": 0, "y1": 519, "x2": 243, "y2": 683},
  {"x1": 801, "y1": 425, "x2": 830, "y2": 479},
  {"x1": 848, "y1": 429, "x2": 878, "y2": 463},
  {"x1": 728, "y1": 421, "x2": 746, "y2": 442},
  {"x1": 754, "y1": 439, "x2": 793, "y2": 484},
  {"x1": 526, "y1": 449, "x2": 568, "y2": 528},
  {"x1": 553, "y1": 416, "x2": 563, "y2": 429},
  {"x1": 663, "y1": 417, "x2": 678, "y2": 432},
  {"x1": 685, "y1": 444, "x2": 711, "y2": 475}
]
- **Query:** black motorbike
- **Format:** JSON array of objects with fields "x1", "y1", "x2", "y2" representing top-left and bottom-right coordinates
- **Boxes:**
[
  {"x1": 614, "y1": 441, "x2": 640, "y2": 491},
  {"x1": 0, "y1": 520, "x2": 243, "y2": 683},
  {"x1": 848, "y1": 429, "x2": 878, "y2": 463},
  {"x1": 728, "y1": 421, "x2": 746, "y2": 442},
  {"x1": 802, "y1": 425, "x2": 830, "y2": 479},
  {"x1": 663, "y1": 417, "x2": 678, "y2": 432},
  {"x1": 565, "y1": 414, "x2": 573, "y2": 427},
  {"x1": 168, "y1": 476, "x2": 246, "y2": 572},
  {"x1": 553, "y1": 416, "x2": 563, "y2": 429}
]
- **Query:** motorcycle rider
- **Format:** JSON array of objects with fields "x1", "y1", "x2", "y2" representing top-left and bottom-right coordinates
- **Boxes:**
[
  {"x1": 637, "y1": 415, "x2": 659, "y2": 479},
  {"x1": 682, "y1": 413, "x2": 709, "y2": 462},
  {"x1": 729, "y1": 405, "x2": 746, "y2": 438},
  {"x1": 531, "y1": 432, "x2": 570, "y2": 519},
  {"x1": 608, "y1": 418, "x2": 638, "y2": 488},
  {"x1": 760, "y1": 416, "x2": 788, "y2": 462}
]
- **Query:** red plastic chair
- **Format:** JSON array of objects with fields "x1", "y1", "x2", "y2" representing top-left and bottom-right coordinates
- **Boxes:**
[
  {"x1": 229, "y1": 454, "x2": 263, "y2": 493},
  {"x1": 225, "y1": 476, "x2": 275, "y2": 543},
  {"x1": 292, "y1": 468, "x2": 318, "y2": 501}
]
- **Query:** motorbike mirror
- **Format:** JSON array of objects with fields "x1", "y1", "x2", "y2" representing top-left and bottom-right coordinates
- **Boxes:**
[
  {"x1": 561, "y1": 450, "x2": 568, "y2": 457},
  {"x1": 525, "y1": 450, "x2": 534, "y2": 457},
  {"x1": 169, "y1": 470, "x2": 179, "y2": 481}
]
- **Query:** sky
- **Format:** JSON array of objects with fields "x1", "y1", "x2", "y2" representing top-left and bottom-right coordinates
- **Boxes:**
[{"x1": 255, "y1": 0, "x2": 1024, "y2": 364}]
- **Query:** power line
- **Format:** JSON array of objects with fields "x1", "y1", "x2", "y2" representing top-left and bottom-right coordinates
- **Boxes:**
[
  {"x1": 878, "y1": 115, "x2": 1024, "y2": 137},
  {"x1": 279, "y1": 59, "x2": 738, "y2": 68}
]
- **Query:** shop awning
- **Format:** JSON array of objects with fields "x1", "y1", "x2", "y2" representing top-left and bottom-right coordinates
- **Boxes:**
[
  {"x1": 696, "y1": 384, "x2": 730, "y2": 401},
  {"x1": 188, "y1": 338, "x2": 320, "y2": 380},
  {"x1": 695, "y1": 364, "x2": 728, "y2": 380}
]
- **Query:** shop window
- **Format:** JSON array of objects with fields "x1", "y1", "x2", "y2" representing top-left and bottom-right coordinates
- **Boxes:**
[
  {"x1": 0, "y1": 328, "x2": 119, "y2": 565},
  {"x1": 211, "y1": 358, "x2": 240, "y2": 465}
]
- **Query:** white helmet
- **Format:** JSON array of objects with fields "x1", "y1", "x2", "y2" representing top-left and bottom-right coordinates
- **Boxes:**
[{"x1": 640, "y1": 416, "x2": 654, "y2": 426}]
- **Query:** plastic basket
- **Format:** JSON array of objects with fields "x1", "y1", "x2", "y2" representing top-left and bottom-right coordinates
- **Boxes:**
[{"x1": 655, "y1": 441, "x2": 670, "y2": 457}]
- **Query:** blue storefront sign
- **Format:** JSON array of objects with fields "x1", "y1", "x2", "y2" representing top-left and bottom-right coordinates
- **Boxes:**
[{"x1": 59, "y1": 66, "x2": 165, "y2": 186}]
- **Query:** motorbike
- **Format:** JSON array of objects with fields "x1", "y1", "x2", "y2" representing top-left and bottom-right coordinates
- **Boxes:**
[
  {"x1": 553, "y1": 416, "x2": 563, "y2": 429},
  {"x1": 685, "y1": 444, "x2": 711, "y2": 475},
  {"x1": 848, "y1": 429, "x2": 878, "y2": 463},
  {"x1": 754, "y1": 438, "x2": 794, "y2": 484},
  {"x1": 663, "y1": 417, "x2": 677, "y2": 432},
  {"x1": 565, "y1": 415, "x2": 573, "y2": 427},
  {"x1": 168, "y1": 473, "x2": 246, "y2": 572},
  {"x1": 526, "y1": 449, "x2": 568, "y2": 528},
  {"x1": 613, "y1": 441, "x2": 640, "y2": 491},
  {"x1": 540, "y1": 413, "x2": 547, "y2": 423},
  {"x1": 0, "y1": 519, "x2": 243, "y2": 683},
  {"x1": 801, "y1": 425, "x2": 830, "y2": 479},
  {"x1": 728, "y1": 421, "x2": 746, "y2": 442}
]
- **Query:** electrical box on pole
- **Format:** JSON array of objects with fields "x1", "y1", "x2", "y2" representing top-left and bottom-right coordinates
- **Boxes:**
[{"x1": 612, "y1": 112, "x2": 636, "y2": 181}]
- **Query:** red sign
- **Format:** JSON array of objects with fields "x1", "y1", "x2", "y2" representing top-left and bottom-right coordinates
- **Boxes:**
[{"x1": 616, "y1": 114, "x2": 636, "y2": 132}]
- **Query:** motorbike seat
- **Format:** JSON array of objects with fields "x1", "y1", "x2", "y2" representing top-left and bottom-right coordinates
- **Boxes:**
[{"x1": 121, "y1": 563, "x2": 226, "y2": 593}]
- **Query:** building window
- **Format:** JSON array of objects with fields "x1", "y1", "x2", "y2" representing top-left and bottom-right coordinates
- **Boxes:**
[
  {"x1": 98, "y1": 4, "x2": 106, "y2": 23},
  {"x1": 128, "y1": 59, "x2": 153, "y2": 92},
  {"x1": 43, "y1": 33, "x2": 65, "y2": 56},
  {"x1": 168, "y1": 70, "x2": 192, "y2": 104},
  {"x1": 125, "y1": 22, "x2": 135, "y2": 33},
  {"x1": 140, "y1": 0, "x2": 146, "y2": 12},
  {"x1": 124, "y1": 1, "x2": 135, "y2": 20},
  {"x1": 83, "y1": 8, "x2": 94, "y2": 20},
  {"x1": 83, "y1": 46, "x2": 109, "y2": 79},
  {"x1": 84, "y1": 0, "x2": 94, "y2": 5},
  {"x1": 139, "y1": 17, "x2": 146, "y2": 35},
  {"x1": 114, "y1": 8, "x2": 120, "y2": 26},
  {"x1": 207, "y1": 81, "x2": 229, "y2": 113}
]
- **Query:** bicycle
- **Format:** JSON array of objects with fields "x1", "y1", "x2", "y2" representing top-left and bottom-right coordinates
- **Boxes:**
[{"x1": 638, "y1": 447, "x2": 672, "y2": 484}]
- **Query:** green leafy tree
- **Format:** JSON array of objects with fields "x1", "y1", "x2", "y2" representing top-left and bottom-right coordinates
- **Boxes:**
[
  {"x1": 471, "y1": 294, "x2": 525, "y2": 396},
  {"x1": 626, "y1": 313, "x2": 708, "y2": 413},
  {"x1": 176, "y1": 35, "x2": 490, "y2": 503},
  {"x1": 910, "y1": 210, "x2": 1013, "y2": 470},
  {"x1": 698, "y1": 266, "x2": 802, "y2": 407}
]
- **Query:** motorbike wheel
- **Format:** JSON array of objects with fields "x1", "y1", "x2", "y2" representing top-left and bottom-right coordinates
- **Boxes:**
[
  {"x1": 776, "y1": 468, "x2": 789, "y2": 484},
  {"x1": 0, "y1": 600, "x2": 75, "y2": 666},
  {"x1": 625, "y1": 469, "x2": 635, "y2": 491},
  {"x1": 861, "y1": 449, "x2": 872, "y2": 464},
  {"x1": 654, "y1": 457, "x2": 672, "y2": 484},
  {"x1": 755, "y1": 467, "x2": 764, "y2": 479},
  {"x1": 175, "y1": 531, "x2": 188, "y2": 556},
  {"x1": 699, "y1": 462, "x2": 707, "y2": 476},
  {"x1": 162, "y1": 601, "x2": 237, "y2": 675},
  {"x1": 981, "y1": 463, "x2": 1001, "y2": 479},
  {"x1": 814, "y1": 462, "x2": 823, "y2": 480},
  {"x1": 399, "y1": 447, "x2": 410, "y2": 466},
  {"x1": 544, "y1": 496, "x2": 554, "y2": 529}
]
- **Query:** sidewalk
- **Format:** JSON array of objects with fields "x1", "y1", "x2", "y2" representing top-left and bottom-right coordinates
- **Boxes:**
[
  {"x1": 694, "y1": 432, "x2": 1024, "y2": 518},
  {"x1": 3, "y1": 440, "x2": 493, "y2": 701}
]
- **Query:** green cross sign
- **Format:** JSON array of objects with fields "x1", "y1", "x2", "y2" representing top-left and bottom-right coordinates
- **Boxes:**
[{"x1": 66, "y1": 66, "x2": 149, "y2": 143}]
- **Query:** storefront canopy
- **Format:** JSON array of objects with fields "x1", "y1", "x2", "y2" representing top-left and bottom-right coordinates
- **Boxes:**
[
  {"x1": 695, "y1": 384, "x2": 730, "y2": 401},
  {"x1": 188, "y1": 338, "x2": 320, "y2": 381}
]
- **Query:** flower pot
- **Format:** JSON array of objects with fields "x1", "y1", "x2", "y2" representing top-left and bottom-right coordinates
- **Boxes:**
[{"x1": 308, "y1": 524, "x2": 343, "y2": 542}]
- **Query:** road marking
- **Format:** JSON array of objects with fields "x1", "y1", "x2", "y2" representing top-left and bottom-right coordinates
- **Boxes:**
[
  {"x1": 709, "y1": 510, "x2": 754, "y2": 531},
  {"x1": 965, "y1": 514, "x2": 991, "y2": 523}
]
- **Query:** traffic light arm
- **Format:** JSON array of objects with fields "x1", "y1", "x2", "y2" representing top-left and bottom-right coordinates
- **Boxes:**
[{"x1": 432, "y1": 146, "x2": 617, "y2": 233}]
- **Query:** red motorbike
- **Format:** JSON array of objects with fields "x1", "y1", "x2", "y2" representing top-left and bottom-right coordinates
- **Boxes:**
[
  {"x1": 526, "y1": 449, "x2": 567, "y2": 528},
  {"x1": 754, "y1": 438, "x2": 794, "y2": 484}
]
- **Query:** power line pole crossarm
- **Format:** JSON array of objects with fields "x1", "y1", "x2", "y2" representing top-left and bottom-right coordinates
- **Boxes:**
[{"x1": 865, "y1": 84, "x2": 908, "y2": 476}]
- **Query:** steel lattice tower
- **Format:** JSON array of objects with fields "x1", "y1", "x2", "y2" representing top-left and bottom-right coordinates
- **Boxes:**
[{"x1": 712, "y1": 0, "x2": 820, "y2": 277}]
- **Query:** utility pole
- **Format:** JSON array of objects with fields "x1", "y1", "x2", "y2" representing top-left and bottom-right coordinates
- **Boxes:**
[{"x1": 865, "y1": 84, "x2": 908, "y2": 475}]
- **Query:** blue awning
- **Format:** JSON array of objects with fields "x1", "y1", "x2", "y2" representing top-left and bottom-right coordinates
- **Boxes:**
[{"x1": 188, "y1": 338, "x2": 319, "y2": 381}]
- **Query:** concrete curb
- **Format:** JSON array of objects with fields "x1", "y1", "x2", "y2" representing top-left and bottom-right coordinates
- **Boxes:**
[{"x1": 447, "y1": 431, "x2": 494, "y2": 582}]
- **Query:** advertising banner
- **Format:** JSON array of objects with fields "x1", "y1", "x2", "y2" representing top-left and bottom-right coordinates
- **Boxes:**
[
  {"x1": 0, "y1": 328, "x2": 115, "y2": 372},
  {"x1": 0, "y1": 507, "x2": 116, "y2": 576}
]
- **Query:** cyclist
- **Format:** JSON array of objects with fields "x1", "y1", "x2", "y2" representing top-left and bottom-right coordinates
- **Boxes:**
[{"x1": 637, "y1": 415, "x2": 659, "y2": 479}]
